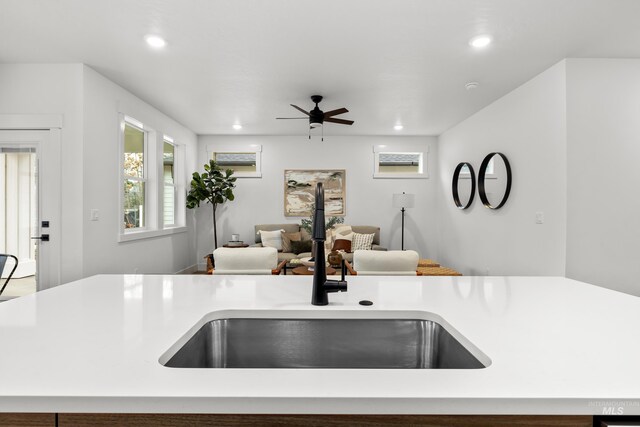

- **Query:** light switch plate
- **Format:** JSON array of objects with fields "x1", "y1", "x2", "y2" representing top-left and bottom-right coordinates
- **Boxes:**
[
  {"x1": 90, "y1": 209, "x2": 99, "y2": 221},
  {"x1": 535, "y1": 211, "x2": 544, "y2": 224}
]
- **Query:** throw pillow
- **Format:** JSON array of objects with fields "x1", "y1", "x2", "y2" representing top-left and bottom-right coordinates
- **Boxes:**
[
  {"x1": 332, "y1": 224, "x2": 354, "y2": 241},
  {"x1": 257, "y1": 229, "x2": 284, "y2": 251},
  {"x1": 281, "y1": 231, "x2": 302, "y2": 253},
  {"x1": 325, "y1": 230, "x2": 333, "y2": 253},
  {"x1": 352, "y1": 232, "x2": 375, "y2": 251},
  {"x1": 290, "y1": 239, "x2": 313, "y2": 255},
  {"x1": 332, "y1": 239, "x2": 352, "y2": 252}
]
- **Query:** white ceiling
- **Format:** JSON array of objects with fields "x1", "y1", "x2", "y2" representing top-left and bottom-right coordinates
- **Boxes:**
[{"x1": 1, "y1": 0, "x2": 640, "y2": 136}]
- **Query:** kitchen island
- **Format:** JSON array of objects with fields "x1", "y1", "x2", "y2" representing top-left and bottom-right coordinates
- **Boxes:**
[{"x1": 0, "y1": 274, "x2": 638, "y2": 425}]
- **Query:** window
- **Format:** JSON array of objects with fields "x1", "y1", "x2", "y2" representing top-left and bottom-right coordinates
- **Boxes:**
[
  {"x1": 461, "y1": 158, "x2": 495, "y2": 178},
  {"x1": 163, "y1": 139, "x2": 176, "y2": 227},
  {"x1": 123, "y1": 120, "x2": 147, "y2": 229},
  {"x1": 485, "y1": 156, "x2": 496, "y2": 177},
  {"x1": 373, "y1": 145, "x2": 428, "y2": 179},
  {"x1": 378, "y1": 153, "x2": 421, "y2": 173},
  {"x1": 208, "y1": 144, "x2": 262, "y2": 178},
  {"x1": 119, "y1": 115, "x2": 186, "y2": 242},
  {"x1": 214, "y1": 152, "x2": 257, "y2": 173}
]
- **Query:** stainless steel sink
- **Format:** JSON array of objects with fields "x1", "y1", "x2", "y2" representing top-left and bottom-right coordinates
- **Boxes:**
[{"x1": 163, "y1": 318, "x2": 487, "y2": 369}]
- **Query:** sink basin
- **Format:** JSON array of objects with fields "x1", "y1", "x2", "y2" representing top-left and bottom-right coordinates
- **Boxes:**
[{"x1": 162, "y1": 318, "x2": 487, "y2": 369}]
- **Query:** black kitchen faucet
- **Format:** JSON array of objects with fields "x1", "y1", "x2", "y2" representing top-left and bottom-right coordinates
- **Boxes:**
[{"x1": 311, "y1": 183, "x2": 348, "y2": 305}]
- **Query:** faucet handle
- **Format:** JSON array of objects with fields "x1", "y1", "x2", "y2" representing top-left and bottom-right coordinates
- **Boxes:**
[{"x1": 324, "y1": 279, "x2": 348, "y2": 293}]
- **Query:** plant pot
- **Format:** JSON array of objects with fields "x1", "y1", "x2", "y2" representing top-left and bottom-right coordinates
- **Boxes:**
[{"x1": 328, "y1": 250, "x2": 343, "y2": 267}]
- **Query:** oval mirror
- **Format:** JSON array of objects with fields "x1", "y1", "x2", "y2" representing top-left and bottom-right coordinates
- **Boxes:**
[
  {"x1": 452, "y1": 162, "x2": 475, "y2": 210},
  {"x1": 478, "y1": 152, "x2": 512, "y2": 210}
]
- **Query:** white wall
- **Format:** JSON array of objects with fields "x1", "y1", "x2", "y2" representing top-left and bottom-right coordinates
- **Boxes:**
[
  {"x1": 82, "y1": 66, "x2": 198, "y2": 276},
  {"x1": 565, "y1": 59, "x2": 640, "y2": 296},
  {"x1": 0, "y1": 64, "x2": 199, "y2": 282},
  {"x1": 5, "y1": 59, "x2": 636, "y2": 297},
  {"x1": 0, "y1": 64, "x2": 85, "y2": 284},
  {"x1": 437, "y1": 61, "x2": 567, "y2": 276},
  {"x1": 195, "y1": 135, "x2": 438, "y2": 269}
]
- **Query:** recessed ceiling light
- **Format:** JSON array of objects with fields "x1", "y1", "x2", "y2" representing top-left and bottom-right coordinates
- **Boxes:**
[
  {"x1": 465, "y1": 82, "x2": 480, "y2": 90},
  {"x1": 232, "y1": 124, "x2": 242, "y2": 130},
  {"x1": 394, "y1": 124, "x2": 404, "y2": 131},
  {"x1": 469, "y1": 35, "x2": 491, "y2": 48},
  {"x1": 145, "y1": 35, "x2": 166, "y2": 49}
]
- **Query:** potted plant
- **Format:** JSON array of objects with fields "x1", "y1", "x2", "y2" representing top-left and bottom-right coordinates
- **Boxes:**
[{"x1": 186, "y1": 159, "x2": 237, "y2": 251}]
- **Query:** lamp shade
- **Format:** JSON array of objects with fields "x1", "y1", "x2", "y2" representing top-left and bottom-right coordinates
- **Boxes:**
[{"x1": 393, "y1": 192, "x2": 415, "y2": 209}]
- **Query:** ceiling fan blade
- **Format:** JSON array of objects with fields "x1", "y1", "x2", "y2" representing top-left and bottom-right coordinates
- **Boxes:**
[
  {"x1": 290, "y1": 104, "x2": 310, "y2": 116},
  {"x1": 323, "y1": 108, "x2": 349, "y2": 118},
  {"x1": 276, "y1": 117, "x2": 308, "y2": 119},
  {"x1": 325, "y1": 117, "x2": 354, "y2": 125}
]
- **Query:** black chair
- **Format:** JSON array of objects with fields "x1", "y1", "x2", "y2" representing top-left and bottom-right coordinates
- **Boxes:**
[{"x1": 0, "y1": 254, "x2": 19, "y2": 297}]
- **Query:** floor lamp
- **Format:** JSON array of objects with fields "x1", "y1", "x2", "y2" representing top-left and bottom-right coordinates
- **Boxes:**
[{"x1": 393, "y1": 192, "x2": 415, "y2": 251}]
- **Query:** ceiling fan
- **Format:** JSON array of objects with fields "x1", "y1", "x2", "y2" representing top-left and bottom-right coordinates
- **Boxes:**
[{"x1": 276, "y1": 95, "x2": 354, "y2": 129}]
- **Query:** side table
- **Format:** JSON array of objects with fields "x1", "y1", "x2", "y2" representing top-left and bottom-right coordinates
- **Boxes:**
[{"x1": 418, "y1": 258, "x2": 440, "y2": 267}]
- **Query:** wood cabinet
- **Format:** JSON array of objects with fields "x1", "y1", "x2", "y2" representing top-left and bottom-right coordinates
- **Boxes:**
[
  {"x1": 0, "y1": 413, "x2": 55, "y2": 427},
  {"x1": 57, "y1": 414, "x2": 593, "y2": 427},
  {"x1": 0, "y1": 412, "x2": 596, "y2": 426}
]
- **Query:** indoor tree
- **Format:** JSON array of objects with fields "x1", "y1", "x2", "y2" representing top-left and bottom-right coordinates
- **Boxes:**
[{"x1": 186, "y1": 159, "x2": 237, "y2": 250}]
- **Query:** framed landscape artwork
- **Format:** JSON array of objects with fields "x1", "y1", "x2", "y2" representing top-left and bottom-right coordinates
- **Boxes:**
[{"x1": 284, "y1": 169, "x2": 346, "y2": 217}]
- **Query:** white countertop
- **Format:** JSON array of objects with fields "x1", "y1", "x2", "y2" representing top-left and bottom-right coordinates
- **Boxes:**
[{"x1": 0, "y1": 274, "x2": 639, "y2": 414}]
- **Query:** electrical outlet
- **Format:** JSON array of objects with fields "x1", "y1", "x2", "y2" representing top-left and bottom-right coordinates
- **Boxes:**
[{"x1": 535, "y1": 211, "x2": 544, "y2": 224}]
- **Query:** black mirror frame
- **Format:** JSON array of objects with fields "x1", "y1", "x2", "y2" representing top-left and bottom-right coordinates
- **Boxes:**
[
  {"x1": 452, "y1": 162, "x2": 476, "y2": 210},
  {"x1": 478, "y1": 152, "x2": 512, "y2": 210}
]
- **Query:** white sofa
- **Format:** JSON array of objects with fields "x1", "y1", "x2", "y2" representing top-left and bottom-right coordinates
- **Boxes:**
[
  {"x1": 212, "y1": 247, "x2": 286, "y2": 275},
  {"x1": 350, "y1": 250, "x2": 420, "y2": 276}
]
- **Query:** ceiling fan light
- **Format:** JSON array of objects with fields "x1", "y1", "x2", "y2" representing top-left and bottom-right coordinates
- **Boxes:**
[{"x1": 310, "y1": 122, "x2": 323, "y2": 128}]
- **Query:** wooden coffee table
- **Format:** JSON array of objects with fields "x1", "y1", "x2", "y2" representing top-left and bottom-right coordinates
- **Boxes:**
[{"x1": 292, "y1": 266, "x2": 337, "y2": 276}]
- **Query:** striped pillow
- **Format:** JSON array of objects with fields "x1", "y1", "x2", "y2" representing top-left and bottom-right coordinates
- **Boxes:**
[
  {"x1": 257, "y1": 229, "x2": 284, "y2": 251},
  {"x1": 352, "y1": 232, "x2": 374, "y2": 251}
]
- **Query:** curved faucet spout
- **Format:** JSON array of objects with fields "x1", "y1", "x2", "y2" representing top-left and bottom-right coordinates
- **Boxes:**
[
  {"x1": 311, "y1": 183, "x2": 347, "y2": 306},
  {"x1": 312, "y1": 183, "x2": 325, "y2": 241}
]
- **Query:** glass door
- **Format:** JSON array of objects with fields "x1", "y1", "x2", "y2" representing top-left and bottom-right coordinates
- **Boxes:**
[
  {"x1": 0, "y1": 129, "x2": 60, "y2": 296},
  {"x1": 0, "y1": 147, "x2": 38, "y2": 297}
]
